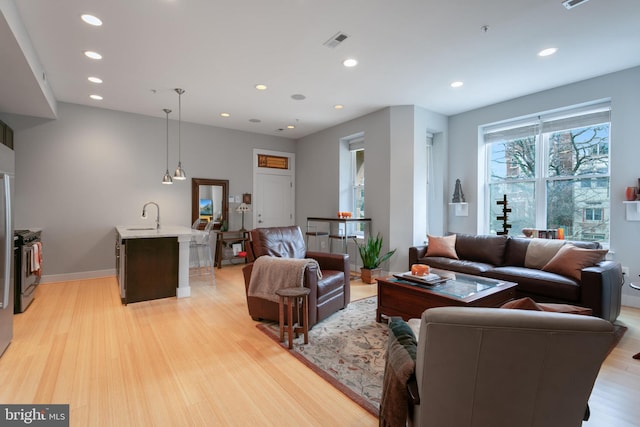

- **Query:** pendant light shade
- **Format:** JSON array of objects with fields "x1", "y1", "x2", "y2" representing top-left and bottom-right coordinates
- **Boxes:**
[
  {"x1": 162, "y1": 108, "x2": 173, "y2": 185},
  {"x1": 173, "y1": 88, "x2": 187, "y2": 180}
]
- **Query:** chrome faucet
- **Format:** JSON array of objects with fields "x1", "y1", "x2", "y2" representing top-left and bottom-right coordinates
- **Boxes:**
[{"x1": 141, "y1": 202, "x2": 161, "y2": 230}]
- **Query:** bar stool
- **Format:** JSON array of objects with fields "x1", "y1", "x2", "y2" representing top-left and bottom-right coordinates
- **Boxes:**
[
  {"x1": 305, "y1": 227, "x2": 329, "y2": 251},
  {"x1": 275, "y1": 287, "x2": 311, "y2": 349}
]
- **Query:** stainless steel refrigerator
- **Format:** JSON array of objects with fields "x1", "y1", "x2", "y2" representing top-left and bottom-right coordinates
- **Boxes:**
[{"x1": 0, "y1": 172, "x2": 14, "y2": 357}]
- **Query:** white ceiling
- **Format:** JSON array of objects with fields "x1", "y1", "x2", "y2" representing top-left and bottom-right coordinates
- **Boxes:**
[{"x1": 2, "y1": 0, "x2": 640, "y2": 139}]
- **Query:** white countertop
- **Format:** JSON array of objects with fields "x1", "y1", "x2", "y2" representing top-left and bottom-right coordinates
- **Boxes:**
[{"x1": 116, "y1": 225, "x2": 196, "y2": 239}]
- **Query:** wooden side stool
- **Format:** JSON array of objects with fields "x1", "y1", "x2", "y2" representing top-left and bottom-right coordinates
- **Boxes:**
[{"x1": 275, "y1": 287, "x2": 311, "y2": 349}]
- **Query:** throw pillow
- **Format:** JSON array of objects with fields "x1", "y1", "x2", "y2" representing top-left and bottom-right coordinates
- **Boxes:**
[
  {"x1": 501, "y1": 297, "x2": 592, "y2": 316},
  {"x1": 542, "y1": 244, "x2": 608, "y2": 281},
  {"x1": 524, "y1": 238, "x2": 566, "y2": 269},
  {"x1": 426, "y1": 234, "x2": 459, "y2": 259}
]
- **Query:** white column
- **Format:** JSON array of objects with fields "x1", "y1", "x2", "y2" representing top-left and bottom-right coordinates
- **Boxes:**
[{"x1": 176, "y1": 234, "x2": 191, "y2": 298}]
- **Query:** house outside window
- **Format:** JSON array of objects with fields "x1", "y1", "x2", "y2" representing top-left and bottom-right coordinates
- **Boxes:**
[{"x1": 483, "y1": 102, "x2": 611, "y2": 244}]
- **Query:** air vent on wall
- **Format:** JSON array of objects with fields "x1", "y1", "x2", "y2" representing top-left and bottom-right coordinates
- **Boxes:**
[
  {"x1": 562, "y1": 0, "x2": 590, "y2": 9},
  {"x1": 323, "y1": 31, "x2": 349, "y2": 48}
]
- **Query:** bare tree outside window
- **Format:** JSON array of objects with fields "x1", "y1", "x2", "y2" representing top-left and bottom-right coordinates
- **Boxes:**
[{"x1": 487, "y1": 120, "x2": 610, "y2": 243}]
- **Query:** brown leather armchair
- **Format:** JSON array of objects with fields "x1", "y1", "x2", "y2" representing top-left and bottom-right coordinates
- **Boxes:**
[{"x1": 242, "y1": 226, "x2": 350, "y2": 328}]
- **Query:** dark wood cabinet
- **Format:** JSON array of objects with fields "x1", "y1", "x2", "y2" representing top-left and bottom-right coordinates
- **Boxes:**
[{"x1": 123, "y1": 237, "x2": 178, "y2": 304}]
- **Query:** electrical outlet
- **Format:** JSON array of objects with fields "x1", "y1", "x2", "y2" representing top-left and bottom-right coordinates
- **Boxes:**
[{"x1": 622, "y1": 266, "x2": 630, "y2": 276}]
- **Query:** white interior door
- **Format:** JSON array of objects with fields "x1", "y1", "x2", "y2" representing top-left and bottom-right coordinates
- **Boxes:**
[
  {"x1": 255, "y1": 173, "x2": 293, "y2": 227},
  {"x1": 253, "y1": 149, "x2": 295, "y2": 229}
]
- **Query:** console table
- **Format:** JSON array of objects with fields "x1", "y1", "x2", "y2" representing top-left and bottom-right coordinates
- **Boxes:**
[
  {"x1": 306, "y1": 217, "x2": 372, "y2": 249},
  {"x1": 214, "y1": 230, "x2": 249, "y2": 268}
]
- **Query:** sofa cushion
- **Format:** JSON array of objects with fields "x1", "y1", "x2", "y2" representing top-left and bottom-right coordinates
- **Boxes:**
[
  {"x1": 421, "y1": 257, "x2": 495, "y2": 276},
  {"x1": 504, "y1": 237, "x2": 531, "y2": 267},
  {"x1": 542, "y1": 244, "x2": 608, "y2": 281},
  {"x1": 426, "y1": 235, "x2": 458, "y2": 259},
  {"x1": 486, "y1": 266, "x2": 580, "y2": 302},
  {"x1": 524, "y1": 238, "x2": 566, "y2": 269},
  {"x1": 455, "y1": 233, "x2": 508, "y2": 266}
]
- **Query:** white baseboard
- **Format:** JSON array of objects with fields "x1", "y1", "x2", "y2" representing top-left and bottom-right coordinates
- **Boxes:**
[
  {"x1": 40, "y1": 269, "x2": 116, "y2": 284},
  {"x1": 622, "y1": 293, "x2": 640, "y2": 309}
]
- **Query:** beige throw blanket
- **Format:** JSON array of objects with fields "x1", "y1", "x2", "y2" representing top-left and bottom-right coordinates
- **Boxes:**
[{"x1": 248, "y1": 256, "x2": 322, "y2": 303}]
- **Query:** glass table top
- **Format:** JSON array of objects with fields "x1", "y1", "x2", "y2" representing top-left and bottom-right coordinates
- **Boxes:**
[{"x1": 390, "y1": 269, "x2": 507, "y2": 299}]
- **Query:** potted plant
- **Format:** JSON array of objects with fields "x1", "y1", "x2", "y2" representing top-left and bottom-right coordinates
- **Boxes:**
[{"x1": 354, "y1": 233, "x2": 396, "y2": 284}]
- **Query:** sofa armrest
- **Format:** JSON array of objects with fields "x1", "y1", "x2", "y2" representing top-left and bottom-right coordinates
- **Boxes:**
[
  {"x1": 409, "y1": 246, "x2": 428, "y2": 270},
  {"x1": 581, "y1": 261, "x2": 623, "y2": 322}
]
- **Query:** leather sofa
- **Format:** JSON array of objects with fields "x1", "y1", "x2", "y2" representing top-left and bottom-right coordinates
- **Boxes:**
[
  {"x1": 409, "y1": 234, "x2": 623, "y2": 322},
  {"x1": 242, "y1": 226, "x2": 350, "y2": 328}
]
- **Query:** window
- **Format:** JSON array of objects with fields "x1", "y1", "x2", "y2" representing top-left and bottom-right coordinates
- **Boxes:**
[
  {"x1": 352, "y1": 149, "x2": 364, "y2": 218},
  {"x1": 584, "y1": 207, "x2": 603, "y2": 222},
  {"x1": 350, "y1": 138, "x2": 365, "y2": 235},
  {"x1": 483, "y1": 102, "x2": 611, "y2": 243}
]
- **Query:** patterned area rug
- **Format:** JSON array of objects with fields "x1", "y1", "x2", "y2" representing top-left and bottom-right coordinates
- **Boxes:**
[
  {"x1": 256, "y1": 297, "x2": 628, "y2": 417},
  {"x1": 256, "y1": 296, "x2": 386, "y2": 416}
]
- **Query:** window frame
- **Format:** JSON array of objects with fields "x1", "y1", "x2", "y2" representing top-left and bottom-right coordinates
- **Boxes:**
[{"x1": 481, "y1": 101, "x2": 611, "y2": 243}]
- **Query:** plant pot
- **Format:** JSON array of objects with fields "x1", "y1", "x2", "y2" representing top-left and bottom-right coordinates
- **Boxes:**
[{"x1": 360, "y1": 267, "x2": 382, "y2": 284}]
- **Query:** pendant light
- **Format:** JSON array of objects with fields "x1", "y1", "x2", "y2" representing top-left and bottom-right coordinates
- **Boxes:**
[
  {"x1": 173, "y1": 88, "x2": 187, "y2": 180},
  {"x1": 162, "y1": 108, "x2": 173, "y2": 185}
]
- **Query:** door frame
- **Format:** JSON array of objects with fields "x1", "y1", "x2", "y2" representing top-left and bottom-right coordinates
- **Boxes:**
[{"x1": 252, "y1": 149, "x2": 296, "y2": 230}]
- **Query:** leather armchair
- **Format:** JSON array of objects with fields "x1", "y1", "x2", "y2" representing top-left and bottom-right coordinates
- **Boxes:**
[
  {"x1": 242, "y1": 226, "x2": 350, "y2": 327},
  {"x1": 407, "y1": 307, "x2": 614, "y2": 427}
]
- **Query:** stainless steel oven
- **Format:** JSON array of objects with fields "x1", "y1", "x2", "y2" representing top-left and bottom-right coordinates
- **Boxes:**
[{"x1": 14, "y1": 229, "x2": 41, "y2": 313}]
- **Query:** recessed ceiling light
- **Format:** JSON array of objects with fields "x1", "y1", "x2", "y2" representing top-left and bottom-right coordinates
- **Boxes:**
[
  {"x1": 538, "y1": 47, "x2": 558, "y2": 57},
  {"x1": 81, "y1": 14, "x2": 102, "y2": 26},
  {"x1": 450, "y1": 81, "x2": 464, "y2": 88},
  {"x1": 287, "y1": 125, "x2": 295, "y2": 129},
  {"x1": 88, "y1": 76, "x2": 102, "y2": 84},
  {"x1": 249, "y1": 118, "x2": 261, "y2": 123},
  {"x1": 220, "y1": 112, "x2": 230, "y2": 118},
  {"x1": 255, "y1": 84, "x2": 267, "y2": 91},
  {"x1": 334, "y1": 104, "x2": 344, "y2": 110},
  {"x1": 84, "y1": 50, "x2": 102, "y2": 60},
  {"x1": 89, "y1": 94, "x2": 103, "y2": 100},
  {"x1": 291, "y1": 94, "x2": 306, "y2": 101},
  {"x1": 342, "y1": 58, "x2": 358, "y2": 67}
]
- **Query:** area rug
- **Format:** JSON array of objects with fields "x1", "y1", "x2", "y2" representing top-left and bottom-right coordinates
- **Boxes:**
[
  {"x1": 256, "y1": 297, "x2": 628, "y2": 417},
  {"x1": 256, "y1": 296, "x2": 385, "y2": 416}
]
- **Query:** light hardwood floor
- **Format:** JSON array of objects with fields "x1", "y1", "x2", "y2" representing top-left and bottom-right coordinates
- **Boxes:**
[{"x1": 0, "y1": 266, "x2": 638, "y2": 426}]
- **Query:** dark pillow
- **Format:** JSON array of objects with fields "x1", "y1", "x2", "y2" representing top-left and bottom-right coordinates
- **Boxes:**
[
  {"x1": 455, "y1": 233, "x2": 508, "y2": 266},
  {"x1": 388, "y1": 317, "x2": 417, "y2": 360}
]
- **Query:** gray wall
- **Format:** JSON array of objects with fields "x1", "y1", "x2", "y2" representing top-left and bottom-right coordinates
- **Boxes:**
[
  {"x1": 448, "y1": 66, "x2": 640, "y2": 307},
  {"x1": 296, "y1": 105, "x2": 448, "y2": 273},
  {"x1": 5, "y1": 102, "x2": 294, "y2": 280}
]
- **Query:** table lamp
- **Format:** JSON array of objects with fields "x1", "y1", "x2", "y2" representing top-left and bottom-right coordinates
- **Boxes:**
[{"x1": 236, "y1": 203, "x2": 251, "y2": 231}]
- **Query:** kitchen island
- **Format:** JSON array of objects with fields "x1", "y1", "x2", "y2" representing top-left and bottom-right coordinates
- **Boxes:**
[{"x1": 115, "y1": 226, "x2": 196, "y2": 303}]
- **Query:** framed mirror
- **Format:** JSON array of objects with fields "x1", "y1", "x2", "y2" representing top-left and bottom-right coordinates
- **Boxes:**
[{"x1": 191, "y1": 178, "x2": 229, "y2": 230}]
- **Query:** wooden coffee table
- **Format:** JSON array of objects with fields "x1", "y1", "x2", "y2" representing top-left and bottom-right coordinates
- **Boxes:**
[{"x1": 376, "y1": 268, "x2": 517, "y2": 322}]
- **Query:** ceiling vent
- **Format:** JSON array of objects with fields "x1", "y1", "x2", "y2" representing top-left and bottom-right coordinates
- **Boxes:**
[
  {"x1": 323, "y1": 32, "x2": 349, "y2": 48},
  {"x1": 562, "y1": 0, "x2": 591, "y2": 9}
]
